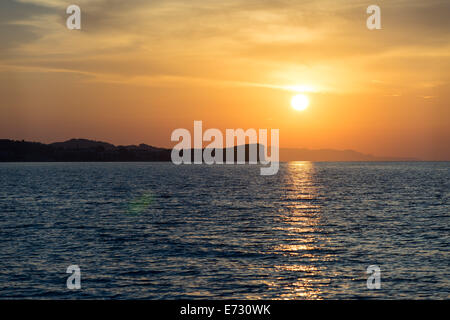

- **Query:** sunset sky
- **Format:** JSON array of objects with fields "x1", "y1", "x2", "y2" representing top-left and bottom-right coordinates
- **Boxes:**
[{"x1": 1, "y1": 0, "x2": 449, "y2": 160}]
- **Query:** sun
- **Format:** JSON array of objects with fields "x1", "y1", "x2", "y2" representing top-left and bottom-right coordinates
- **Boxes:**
[{"x1": 291, "y1": 94, "x2": 309, "y2": 111}]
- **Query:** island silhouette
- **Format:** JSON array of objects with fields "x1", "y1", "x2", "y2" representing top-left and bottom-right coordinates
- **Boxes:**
[{"x1": 0, "y1": 138, "x2": 418, "y2": 162}]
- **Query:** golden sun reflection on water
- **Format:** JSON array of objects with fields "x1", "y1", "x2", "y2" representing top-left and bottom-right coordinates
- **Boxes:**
[
  {"x1": 266, "y1": 161, "x2": 331, "y2": 299},
  {"x1": 273, "y1": 244, "x2": 316, "y2": 255}
]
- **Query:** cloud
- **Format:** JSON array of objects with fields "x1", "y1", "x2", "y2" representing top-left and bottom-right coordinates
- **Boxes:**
[{"x1": 0, "y1": 0, "x2": 449, "y2": 94}]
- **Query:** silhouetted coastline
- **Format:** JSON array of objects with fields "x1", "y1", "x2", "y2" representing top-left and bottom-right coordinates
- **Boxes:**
[
  {"x1": 0, "y1": 138, "x2": 419, "y2": 162},
  {"x1": 0, "y1": 139, "x2": 265, "y2": 162}
]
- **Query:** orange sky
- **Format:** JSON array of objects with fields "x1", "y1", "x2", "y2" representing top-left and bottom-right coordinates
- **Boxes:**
[{"x1": 1, "y1": 0, "x2": 449, "y2": 160}]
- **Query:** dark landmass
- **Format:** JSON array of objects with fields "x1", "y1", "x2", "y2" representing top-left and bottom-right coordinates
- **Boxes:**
[
  {"x1": 0, "y1": 139, "x2": 171, "y2": 162},
  {"x1": 0, "y1": 138, "x2": 419, "y2": 162},
  {"x1": 0, "y1": 139, "x2": 264, "y2": 162}
]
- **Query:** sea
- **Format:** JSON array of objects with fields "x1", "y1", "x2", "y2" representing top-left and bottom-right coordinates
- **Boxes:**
[{"x1": 0, "y1": 162, "x2": 448, "y2": 299}]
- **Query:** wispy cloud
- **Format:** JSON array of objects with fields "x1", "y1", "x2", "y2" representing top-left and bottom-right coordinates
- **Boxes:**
[{"x1": 2, "y1": 0, "x2": 449, "y2": 94}]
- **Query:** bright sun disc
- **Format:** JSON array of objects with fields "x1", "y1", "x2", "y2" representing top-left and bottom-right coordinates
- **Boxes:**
[{"x1": 291, "y1": 94, "x2": 309, "y2": 111}]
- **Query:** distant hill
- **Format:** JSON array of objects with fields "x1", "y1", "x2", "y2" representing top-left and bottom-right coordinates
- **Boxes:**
[
  {"x1": 280, "y1": 148, "x2": 418, "y2": 162},
  {"x1": 50, "y1": 138, "x2": 116, "y2": 150},
  {"x1": 0, "y1": 139, "x2": 419, "y2": 162}
]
